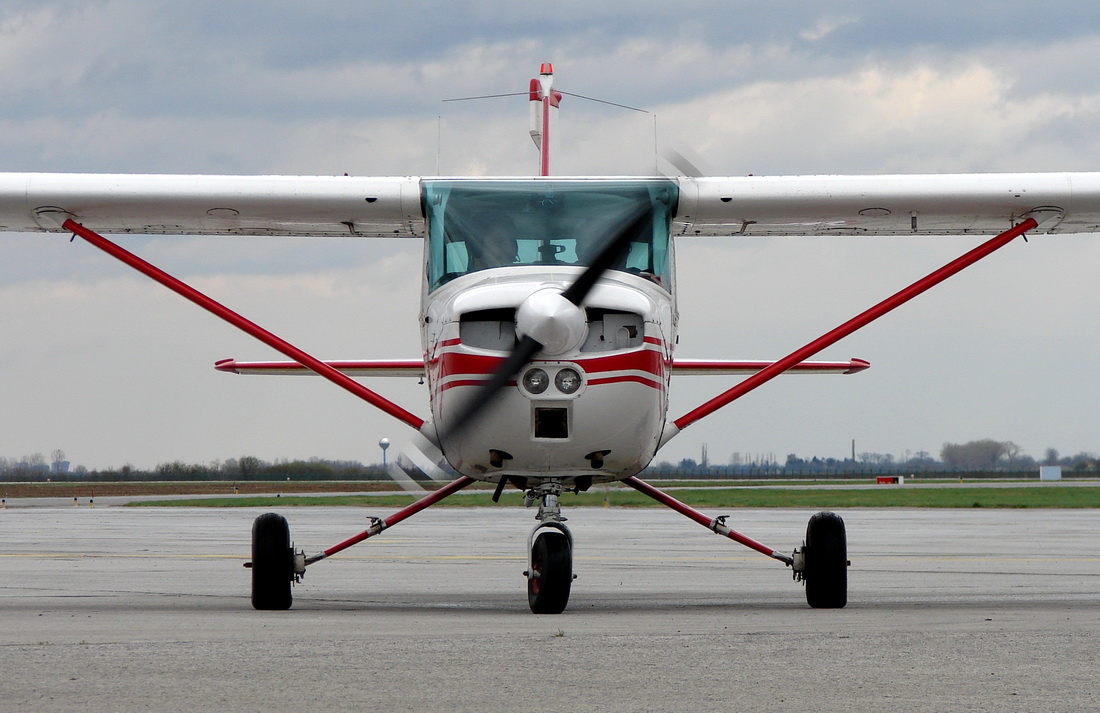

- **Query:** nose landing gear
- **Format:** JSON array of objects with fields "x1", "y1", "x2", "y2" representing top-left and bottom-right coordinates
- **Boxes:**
[{"x1": 524, "y1": 481, "x2": 574, "y2": 614}]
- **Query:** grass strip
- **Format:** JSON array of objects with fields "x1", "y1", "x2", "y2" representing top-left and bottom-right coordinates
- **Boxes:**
[{"x1": 128, "y1": 485, "x2": 1100, "y2": 509}]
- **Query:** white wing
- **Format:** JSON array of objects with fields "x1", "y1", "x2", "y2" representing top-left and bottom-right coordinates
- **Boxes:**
[
  {"x1": 4, "y1": 171, "x2": 1100, "y2": 238},
  {"x1": 0, "y1": 173, "x2": 423, "y2": 237},
  {"x1": 676, "y1": 173, "x2": 1100, "y2": 236}
]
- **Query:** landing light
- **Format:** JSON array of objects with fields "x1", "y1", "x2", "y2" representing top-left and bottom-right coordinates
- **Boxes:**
[
  {"x1": 555, "y1": 368, "x2": 582, "y2": 394},
  {"x1": 522, "y1": 368, "x2": 550, "y2": 394}
]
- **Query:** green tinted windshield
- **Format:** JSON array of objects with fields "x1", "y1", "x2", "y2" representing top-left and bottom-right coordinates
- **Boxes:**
[{"x1": 423, "y1": 179, "x2": 677, "y2": 292}]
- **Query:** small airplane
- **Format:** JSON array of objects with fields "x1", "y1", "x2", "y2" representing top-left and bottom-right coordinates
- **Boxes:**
[{"x1": 3, "y1": 63, "x2": 1100, "y2": 613}]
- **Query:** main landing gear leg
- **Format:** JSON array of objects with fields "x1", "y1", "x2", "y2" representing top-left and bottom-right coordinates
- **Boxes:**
[
  {"x1": 245, "y1": 476, "x2": 477, "y2": 610},
  {"x1": 623, "y1": 476, "x2": 848, "y2": 608},
  {"x1": 524, "y1": 480, "x2": 574, "y2": 614}
]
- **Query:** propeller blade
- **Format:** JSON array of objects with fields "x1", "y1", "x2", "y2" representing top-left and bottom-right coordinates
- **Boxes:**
[
  {"x1": 661, "y1": 148, "x2": 706, "y2": 178},
  {"x1": 444, "y1": 334, "x2": 543, "y2": 440},
  {"x1": 385, "y1": 459, "x2": 428, "y2": 493},
  {"x1": 403, "y1": 433, "x2": 453, "y2": 483},
  {"x1": 560, "y1": 207, "x2": 650, "y2": 306}
]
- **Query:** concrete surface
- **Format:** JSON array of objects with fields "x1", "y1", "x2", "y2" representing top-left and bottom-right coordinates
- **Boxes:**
[{"x1": 1, "y1": 505, "x2": 1097, "y2": 712}]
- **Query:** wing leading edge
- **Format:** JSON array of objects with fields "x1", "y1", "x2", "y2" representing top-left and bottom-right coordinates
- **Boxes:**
[
  {"x1": 0, "y1": 173, "x2": 424, "y2": 237},
  {"x1": 676, "y1": 173, "x2": 1100, "y2": 236},
  {"x1": 3, "y1": 171, "x2": 1100, "y2": 239}
]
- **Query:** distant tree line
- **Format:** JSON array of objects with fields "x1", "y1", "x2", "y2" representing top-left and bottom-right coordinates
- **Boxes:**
[
  {"x1": 651, "y1": 439, "x2": 1099, "y2": 478},
  {"x1": 3, "y1": 439, "x2": 1097, "y2": 482},
  {"x1": 0, "y1": 455, "x2": 388, "y2": 483}
]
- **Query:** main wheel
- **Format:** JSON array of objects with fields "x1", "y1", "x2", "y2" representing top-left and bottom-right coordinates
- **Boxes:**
[
  {"x1": 528, "y1": 530, "x2": 572, "y2": 614},
  {"x1": 251, "y1": 512, "x2": 294, "y2": 610},
  {"x1": 804, "y1": 511, "x2": 847, "y2": 609}
]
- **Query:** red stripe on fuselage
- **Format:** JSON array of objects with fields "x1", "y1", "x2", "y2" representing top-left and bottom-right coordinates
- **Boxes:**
[
  {"x1": 433, "y1": 351, "x2": 506, "y2": 379},
  {"x1": 433, "y1": 345, "x2": 666, "y2": 379},
  {"x1": 439, "y1": 378, "x2": 517, "y2": 392},
  {"x1": 587, "y1": 374, "x2": 665, "y2": 389},
  {"x1": 577, "y1": 347, "x2": 665, "y2": 377},
  {"x1": 429, "y1": 343, "x2": 669, "y2": 399}
]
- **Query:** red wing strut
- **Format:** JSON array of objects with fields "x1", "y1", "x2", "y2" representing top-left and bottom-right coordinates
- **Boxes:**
[
  {"x1": 62, "y1": 219, "x2": 429, "y2": 435},
  {"x1": 660, "y1": 216, "x2": 1039, "y2": 448}
]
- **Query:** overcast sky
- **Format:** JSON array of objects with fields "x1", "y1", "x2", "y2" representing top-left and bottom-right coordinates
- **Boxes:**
[{"x1": 2, "y1": 1, "x2": 1099, "y2": 470}]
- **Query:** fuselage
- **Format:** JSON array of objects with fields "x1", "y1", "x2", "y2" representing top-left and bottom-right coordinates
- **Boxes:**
[{"x1": 418, "y1": 178, "x2": 679, "y2": 488}]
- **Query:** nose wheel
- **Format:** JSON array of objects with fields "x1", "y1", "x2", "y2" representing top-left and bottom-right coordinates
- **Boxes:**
[
  {"x1": 527, "y1": 526, "x2": 573, "y2": 614},
  {"x1": 524, "y1": 481, "x2": 574, "y2": 614}
]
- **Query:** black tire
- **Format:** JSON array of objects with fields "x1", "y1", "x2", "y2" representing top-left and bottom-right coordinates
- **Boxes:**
[
  {"x1": 804, "y1": 511, "x2": 847, "y2": 609},
  {"x1": 528, "y1": 530, "x2": 572, "y2": 614},
  {"x1": 251, "y1": 512, "x2": 293, "y2": 610}
]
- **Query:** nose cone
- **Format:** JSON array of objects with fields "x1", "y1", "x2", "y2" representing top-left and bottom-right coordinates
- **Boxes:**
[{"x1": 516, "y1": 288, "x2": 587, "y2": 356}]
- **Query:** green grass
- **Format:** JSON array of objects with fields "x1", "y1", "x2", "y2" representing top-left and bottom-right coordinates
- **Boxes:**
[{"x1": 128, "y1": 484, "x2": 1100, "y2": 509}]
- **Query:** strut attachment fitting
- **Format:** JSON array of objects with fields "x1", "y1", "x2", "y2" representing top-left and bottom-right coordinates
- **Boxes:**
[
  {"x1": 292, "y1": 551, "x2": 307, "y2": 581},
  {"x1": 791, "y1": 548, "x2": 807, "y2": 582}
]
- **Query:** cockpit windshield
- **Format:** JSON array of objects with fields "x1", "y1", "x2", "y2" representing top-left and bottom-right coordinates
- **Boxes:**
[{"x1": 422, "y1": 179, "x2": 677, "y2": 292}]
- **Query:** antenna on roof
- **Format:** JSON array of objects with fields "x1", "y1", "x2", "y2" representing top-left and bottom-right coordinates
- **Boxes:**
[
  {"x1": 529, "y1": 63, "x2": 560, "y2": 176},
  {"x1": 443, "y1": 63, "x2": 649, "y2": 176}
]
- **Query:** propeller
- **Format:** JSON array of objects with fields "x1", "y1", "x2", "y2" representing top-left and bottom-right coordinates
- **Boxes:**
[
  {"x1": 438, "y1": 205, "x2": 652, "y2": 444},
  {"x1": 660, "y1": 148, "x2": 710, "y2": 179},
  {"x1": 384, "y1": 433, "x2": 455, "y2": 493}
]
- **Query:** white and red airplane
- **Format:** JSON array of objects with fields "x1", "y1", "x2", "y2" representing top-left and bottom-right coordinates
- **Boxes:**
[{"x1": 3, "y1": 63, "x2": 1099, "y2": 613}]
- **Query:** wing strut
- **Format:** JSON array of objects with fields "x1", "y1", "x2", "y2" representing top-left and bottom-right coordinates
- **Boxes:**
[
  {"x1": 304, "y1": 475, "x2": 476, "y2": 566},
  {"x1": 660, "y1": 216, "x2": 1039, "y2": 447},
  {"x1": 625, "y1": 475, "x2": 794, "y2": 565},
  {"x1": 62, "y1": 219, "x2": 428, "y2": 434}
]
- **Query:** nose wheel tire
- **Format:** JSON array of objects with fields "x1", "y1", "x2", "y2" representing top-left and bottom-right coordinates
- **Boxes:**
[
  {"x1": 251, "y1": 512, "x2": 294, "y2": 610},
  {"x1": 803, "y1": 511, "x2": 847, "y2": 609},
  {"x1": 528, "y1": 529, "x2": 572, "y2": 614}
]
